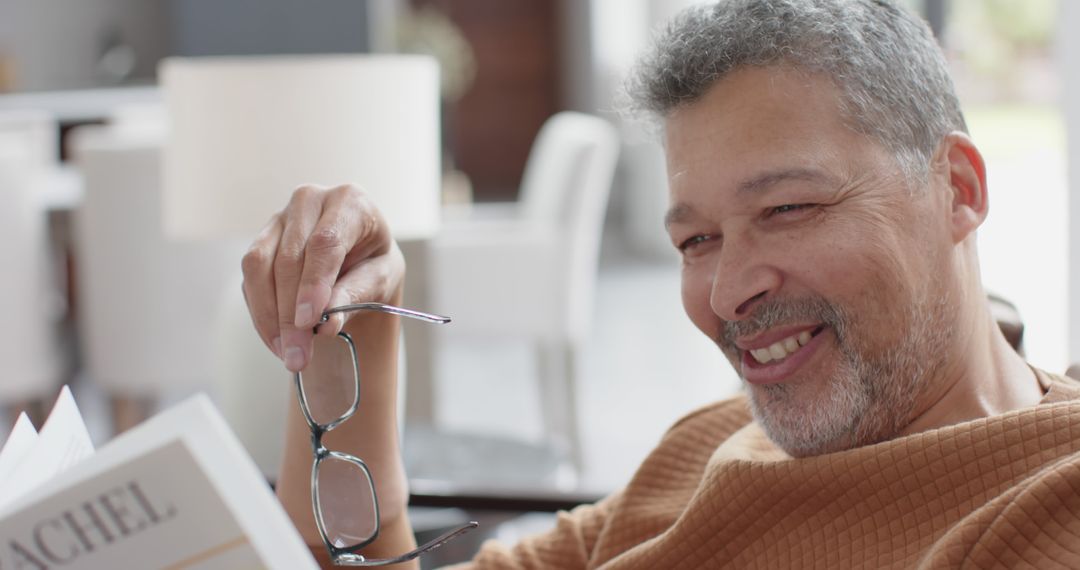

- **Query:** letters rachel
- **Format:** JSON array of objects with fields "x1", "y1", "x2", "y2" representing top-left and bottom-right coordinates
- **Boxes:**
[{"x1": 1, "y1": 481, "x2": 176, "y2": 569}]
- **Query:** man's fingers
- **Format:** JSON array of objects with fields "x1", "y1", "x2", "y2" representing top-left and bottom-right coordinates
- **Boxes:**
[
  {"x1": 275, "y1": 186, "x2": 324, "y2": 371},
  {"x1": 320, "y1": 243, "x2": 406, "y2": 337},
  {"x1": 298, "y1": 186, "x2": 395, "y2": 337},
  {"x1": 294, "y1": 187, "x2": 362, "y2": 331},
  {"x1": 241, "y1": 214, "x2": 284, "y2": 356},
  {"x1": 243, "y1": 184, "x2": 403, "y2": 370},
  {"x1": 318, "y1": 288, "x2": 351, "y2": 337}
]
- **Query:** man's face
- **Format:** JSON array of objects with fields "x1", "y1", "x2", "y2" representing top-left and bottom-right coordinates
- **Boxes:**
[{"x1": 664, "y1": 67, "x2": 956, "y2": 457}]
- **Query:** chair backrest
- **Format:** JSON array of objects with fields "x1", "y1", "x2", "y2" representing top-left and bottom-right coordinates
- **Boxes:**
[
  {"x1": 0, "y1": 109, "x2": 58, "y2": 169},
  {"x1": 518, "y1": 112, "x2": 620, "y2": 339},
  {"x1": 0, "y1": 125, "x2": 58, "y2": 401},
  {"x1": 71, "y1": 121, "x2": 244, "y2": 394},
  {"x1": 988, "y1": 293, "x2": 1024, "y2": 355},
  {"x1": 519, "y1": 112, "x2": 619, "y2": 227}
]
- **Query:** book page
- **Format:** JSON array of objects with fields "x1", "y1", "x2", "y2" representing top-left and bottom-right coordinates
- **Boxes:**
[
  {"x1": 0, "y1": 439, "x2": 264, "y2": 569},
  {"x1": 0, "y1": 413, "x2": 38, "y2": 486},
  {"x1": 0, "y1": 394, "x2": 317, "y2": 570},
  {"x1": 0, "y1": 387, "x2": 93, "y2": 510}
]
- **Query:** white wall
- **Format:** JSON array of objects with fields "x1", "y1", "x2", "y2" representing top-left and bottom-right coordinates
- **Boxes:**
[
  {"x1": 974, "y1": 110, "x2": 1069, "y2": 372},
  {"x1": 1062, "y1": 0, "x2": 1080, "y2": 367}
]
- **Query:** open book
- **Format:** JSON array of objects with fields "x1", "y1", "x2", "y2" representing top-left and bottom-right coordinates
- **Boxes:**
[{"x1": 0, "y1": 387, "x2": 318, "y2": 569}]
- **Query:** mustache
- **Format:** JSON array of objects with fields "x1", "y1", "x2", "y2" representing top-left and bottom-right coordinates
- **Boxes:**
[{"x1": 719, "y1": 296, "x2": 847, "y2": 351}]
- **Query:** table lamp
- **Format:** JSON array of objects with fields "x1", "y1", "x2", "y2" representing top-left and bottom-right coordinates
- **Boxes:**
[
  {"x1": 161, "y1": 54, "x2": 440, "y2": 241},
  {"x1": 159, "y1": 54, "x2": 441, "y2": 476}
]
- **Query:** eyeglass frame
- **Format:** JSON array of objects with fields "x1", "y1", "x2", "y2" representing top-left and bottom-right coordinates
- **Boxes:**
[{"x1": 293, "y1": 302, "x2": 478, "y2": 567}]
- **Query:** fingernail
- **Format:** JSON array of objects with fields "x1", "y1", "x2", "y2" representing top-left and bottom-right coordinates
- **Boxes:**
[
  {"x1": 284, "y1": 346, "x2": 305, "y2": 371},
  {"x1": 272, "y1": 336, "x2": 282, "y2": 358},
  {"x1": 295, "y1": 303, "x2": 313, "y2": 327}
]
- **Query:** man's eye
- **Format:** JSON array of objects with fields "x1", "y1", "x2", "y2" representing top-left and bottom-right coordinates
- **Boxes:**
[
  {"x1": 678, "y1": 234, "x2": 713, "y2": 252},
  {"x1": 770, "y1": 204, "x2": 811, "y2": 216}
]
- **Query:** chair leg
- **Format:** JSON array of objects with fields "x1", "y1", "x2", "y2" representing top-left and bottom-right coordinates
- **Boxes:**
[
  {"x1": 399, "y1": 239, "x2": 437, "y2": 430},
  {"x1": 537, "y1": 340, "x2": 584, "y2": 487},
  {"x1": 402, "y1": 321, "x2": 437, "y2": 427},
  {"x1": 110, "y1": 394, "x2": 154, "y2": 435}
]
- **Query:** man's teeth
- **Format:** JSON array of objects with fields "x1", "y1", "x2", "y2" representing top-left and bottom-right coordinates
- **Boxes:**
[{"x1": 750, "y1": 330, "x2": 813, "y2": 364}]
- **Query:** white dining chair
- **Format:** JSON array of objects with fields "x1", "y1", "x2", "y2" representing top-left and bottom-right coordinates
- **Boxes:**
[
  {"x1": 70, "y1": 120, "x2": 246, "y2": 433},
  {"x1": 0, "y1": 112, "x2": 61, "y2": 406},
  {"x1": 424, "y1": 112, "x2": 620, "y2": 479}
]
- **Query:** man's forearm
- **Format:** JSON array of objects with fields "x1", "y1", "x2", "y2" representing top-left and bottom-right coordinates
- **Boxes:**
[{"x1": 276, "y1": 299, "x2": 417, "y2": 568}]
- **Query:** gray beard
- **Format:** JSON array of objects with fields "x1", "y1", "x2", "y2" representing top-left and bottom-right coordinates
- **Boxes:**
[{"x1": 724, "y1": 293, "x2": 951, "y2": 458}]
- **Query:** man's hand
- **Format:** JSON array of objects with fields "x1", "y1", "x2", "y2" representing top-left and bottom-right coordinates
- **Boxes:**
[
  {"x1": 240, "y1": 184, "x2": 405, "y2": 372},
  {"x1": 246, "y1": 185, "x2": 417, "y2": 565}
]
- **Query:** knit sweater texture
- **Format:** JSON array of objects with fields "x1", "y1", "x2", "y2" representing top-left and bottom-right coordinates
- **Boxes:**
[{"x1": 453, "y1": 368, "x2": 1080, "y2": 569}]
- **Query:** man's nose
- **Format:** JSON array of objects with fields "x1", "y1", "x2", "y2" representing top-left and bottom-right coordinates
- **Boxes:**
[{"x1": 708, "y1": 239, "x2": 781, "y2": 322}]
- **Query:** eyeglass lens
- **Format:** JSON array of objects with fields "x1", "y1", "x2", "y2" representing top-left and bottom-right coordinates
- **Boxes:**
[
  {"x1": 299, "y1": 334, "x2": 359, "y2": 426},
  {"x1": 317, "y1": 454, "x2": 379, "y2": 548},
  {"x1": 298, "y1": 303, "x2": 476, "y2": 564}
]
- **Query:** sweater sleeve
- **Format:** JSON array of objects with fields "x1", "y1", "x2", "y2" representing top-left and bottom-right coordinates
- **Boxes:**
[{"x1": 444, "y1": 492, "x2": 621, "y2": 570}]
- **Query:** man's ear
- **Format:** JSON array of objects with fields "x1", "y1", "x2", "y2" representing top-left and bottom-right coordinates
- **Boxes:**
[{"x1": 938, "y1": 131, "x2": 988, "y2": 243}]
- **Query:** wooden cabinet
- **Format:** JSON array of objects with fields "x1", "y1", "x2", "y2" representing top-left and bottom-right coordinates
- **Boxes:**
[{"x1": 416, "y1": 0, "x2": 562, "y2": 201}]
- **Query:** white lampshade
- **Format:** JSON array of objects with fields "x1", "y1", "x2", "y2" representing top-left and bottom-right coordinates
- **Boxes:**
[{"x1": 161, "y1": 54, "x2": 440, "y2": 241}]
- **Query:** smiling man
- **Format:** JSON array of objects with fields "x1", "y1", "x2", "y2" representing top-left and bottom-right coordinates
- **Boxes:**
[
  {"x1": 251, "y1": 0, "x2": 1080, "y2": 568},
  {"x1": 661, "y1": 64, "x2": 1044, "y2": 459}
]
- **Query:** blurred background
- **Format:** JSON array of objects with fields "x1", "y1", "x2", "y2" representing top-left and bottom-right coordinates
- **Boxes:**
[{"x1": 0, "y1": 0, "x2": 1077, "y2": 565}]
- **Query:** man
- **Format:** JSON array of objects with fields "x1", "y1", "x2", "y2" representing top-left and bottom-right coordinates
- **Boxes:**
[{"x1": 242, "y1": 0, "x2": 1080, "y2": 567}]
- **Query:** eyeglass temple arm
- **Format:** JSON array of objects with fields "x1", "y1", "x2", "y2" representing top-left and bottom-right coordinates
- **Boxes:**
[
  {"x1": 334, "y1": 521, "x2": 479, "y2": 567},
  {"x1": 320, "y1": 303, "x2": 450, "y2": 325}
]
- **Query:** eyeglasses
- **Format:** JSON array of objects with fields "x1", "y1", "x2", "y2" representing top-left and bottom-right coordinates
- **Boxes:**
[{"x1": 294, "y1": 302, "x2": 478, "y2": 566}]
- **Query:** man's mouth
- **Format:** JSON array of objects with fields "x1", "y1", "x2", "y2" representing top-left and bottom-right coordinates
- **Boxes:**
[
  {"x1": 735, "y1": 324, "x2": 830, "y2": 385},
  {"x1": 747, "y1": 326, "x2": 826, "y2": 365}
]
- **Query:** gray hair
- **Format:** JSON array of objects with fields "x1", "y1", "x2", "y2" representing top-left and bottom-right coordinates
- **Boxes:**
[{"x1": 625, "y1": 0, "x2": 967, "y2": 181}]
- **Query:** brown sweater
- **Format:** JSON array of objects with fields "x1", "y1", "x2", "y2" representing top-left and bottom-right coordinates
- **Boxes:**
[{"x1": 453, "y1": 369, "x2": 1080, "y2": 568}]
